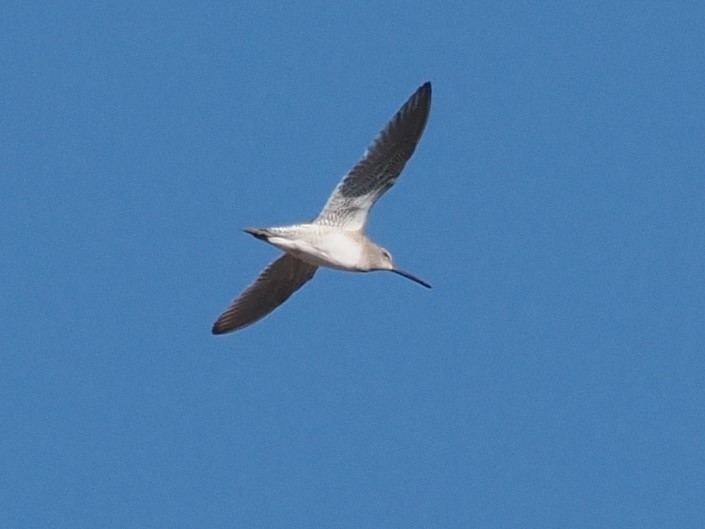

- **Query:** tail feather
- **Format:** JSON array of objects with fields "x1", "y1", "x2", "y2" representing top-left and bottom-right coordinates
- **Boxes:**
[{"x1": 243, "y1": 227, "x2": 272, "y2": 241}]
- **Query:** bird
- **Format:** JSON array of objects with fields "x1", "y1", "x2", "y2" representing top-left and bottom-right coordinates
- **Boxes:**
[{"x1": 212, "y1": 82, "x2": 432, "y2": 335}]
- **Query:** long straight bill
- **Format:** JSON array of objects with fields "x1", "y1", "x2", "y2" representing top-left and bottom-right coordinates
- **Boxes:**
[{"x1": 392, "y1": 267, "x2": 432, "y2": 289}]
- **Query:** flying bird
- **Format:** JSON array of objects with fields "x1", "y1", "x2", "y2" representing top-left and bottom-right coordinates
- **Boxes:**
[{"x1": 212, "y1": 82, "x2": 432, "y2": 334}]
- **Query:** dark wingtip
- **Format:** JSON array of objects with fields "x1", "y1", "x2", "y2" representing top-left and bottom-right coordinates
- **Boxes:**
[
  {"x1": 416, "y1": 81, "x2": 432, "y2": 102},
  {"x1": 397, "y1": 82, "x2": 431, "y2": 137},
  {"x1": 211, "y1": 319, "x2": 229, "y2": 335},
  {"x1": 212, "y1": 316, "x2": 239, "y2": 335}
]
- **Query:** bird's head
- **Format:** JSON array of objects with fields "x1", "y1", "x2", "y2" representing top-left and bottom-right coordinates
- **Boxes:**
[{"x1": 371, "y1": 245, "x2": 431, "y2": 289}]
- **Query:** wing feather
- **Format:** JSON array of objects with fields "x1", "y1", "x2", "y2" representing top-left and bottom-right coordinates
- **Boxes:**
[
  {"x1": 315, "y1": 82, "x2": 432, "y2": 230},
  {"x1": 212, "y1": 253, "x2": 317, "y2": 334}
]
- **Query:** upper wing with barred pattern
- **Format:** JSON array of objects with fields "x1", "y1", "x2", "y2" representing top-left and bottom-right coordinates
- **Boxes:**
[{"x1": 315, "y1": 82, "x2": 431, "y2": 231}]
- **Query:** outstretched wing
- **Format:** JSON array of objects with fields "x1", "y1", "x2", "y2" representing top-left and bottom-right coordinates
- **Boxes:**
[
  {"x1": 212, "y1": 253, "x2": 318, "y2": 334},
  {"x1": 315, "y1": 82, "x2": 432, "y2": 231}
]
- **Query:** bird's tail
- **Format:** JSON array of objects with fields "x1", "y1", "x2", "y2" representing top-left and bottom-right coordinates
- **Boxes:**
[{"x1": 243, "y1": 227, "x2": 274, "y2": 241}]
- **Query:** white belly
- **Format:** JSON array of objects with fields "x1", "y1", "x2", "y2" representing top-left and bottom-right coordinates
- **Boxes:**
[{"x1": 269, "y1": 231, "x2": 363, "y2": 271}]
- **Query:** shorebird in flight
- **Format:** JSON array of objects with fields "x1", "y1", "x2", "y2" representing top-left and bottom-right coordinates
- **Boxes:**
[{"x1": 212, "y1": 82, "x2": 432, "y2": 334}]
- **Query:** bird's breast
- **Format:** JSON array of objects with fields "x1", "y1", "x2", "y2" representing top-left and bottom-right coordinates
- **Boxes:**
[{"x1": 269, "y1": 230, "x2": 363, "y2": 271}]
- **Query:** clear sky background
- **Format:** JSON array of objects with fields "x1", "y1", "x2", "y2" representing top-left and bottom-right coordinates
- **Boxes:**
[{"x1": 2, "y1": 1, "x2": 704, "y2": 528}]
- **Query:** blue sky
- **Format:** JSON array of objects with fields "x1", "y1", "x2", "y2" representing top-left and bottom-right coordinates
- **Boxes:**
[{"x1": 2, "y1": 1, "x2": 704, "y2": 527}]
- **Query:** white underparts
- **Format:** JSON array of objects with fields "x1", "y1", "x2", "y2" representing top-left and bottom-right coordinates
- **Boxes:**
[{"x1": 267, "y1": 229, "x2": 364, "y2": 271}]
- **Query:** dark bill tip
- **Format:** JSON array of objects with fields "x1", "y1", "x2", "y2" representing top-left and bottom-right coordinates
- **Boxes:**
[{"x1": 392, "y1": 268, "x2": 432, "y2": 289}]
